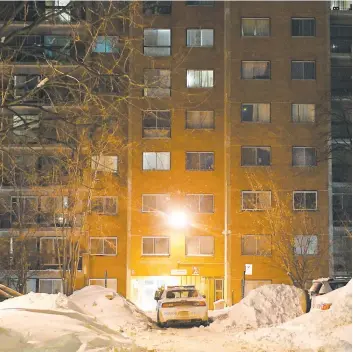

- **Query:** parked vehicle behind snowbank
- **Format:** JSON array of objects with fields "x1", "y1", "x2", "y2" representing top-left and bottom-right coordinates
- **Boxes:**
[{"x1": 154, "y1": 285, "x2": 208, "y2": 327}]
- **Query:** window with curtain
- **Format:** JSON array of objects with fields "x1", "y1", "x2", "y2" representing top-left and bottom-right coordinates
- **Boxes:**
[
  {"x1": 291, "y1": 104, "x2": 315, "y2": 122},
  {"x1": 186, "y1": 111, "x2": 215, "y2": 129},
  {"x1": 186, "y1": 29, "x2": 214, "y2": 47},
  {"x1": 142, "y1": 237, "x2": 170, "y2": 255},
  {"x1": 241, "y1": 18, "x2": 270, "y2": 36},
  {"x1": 241, "y1": 235, "x2": 271, "y2": 255},
  {"x1": 241, "y1": 61, "x2": 271, "y2": 79},
  {"x1": 292, "y1": 147, "x2": 316, "y2": 166},
  {"x1": 186, "y1": 194, "x2": 214, "y2": 213},
  {"x1": 186, "y1": 236, "x2": 214, "y2": 256},
  {"x1": 143, "y1": 152, "x2": 170, "y2": 170},
  {"x1": 241, "y1": 104, "x2": 270, "y2": 122},
  {"x1": 291, "y1": 61, "x2": 316, "y2": 80},
  {"x1": 91, "y1": 197, "x2": 118, "y2": 215},
  {"x1": 186, "y1": 70, "x2": 214, "y2": 87},
  {"x1": 142, "y1": 194, "x2": 170, "y2": 212},
  {"x1": 144, "y1": 29, "x2": 171, "y2": 56}
]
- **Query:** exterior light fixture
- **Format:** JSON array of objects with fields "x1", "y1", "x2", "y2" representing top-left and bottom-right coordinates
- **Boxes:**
[{"x1": 168, "y1": 211, "x2": 188, "y2": 228}]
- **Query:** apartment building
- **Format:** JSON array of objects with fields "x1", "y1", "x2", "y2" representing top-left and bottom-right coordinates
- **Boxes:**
[
  {"x1": 330, "y1": 0, "x2": 352, "y2": 277},
  {"x1": 0, "y1": 1, "x2": 336, "y2": 308}
]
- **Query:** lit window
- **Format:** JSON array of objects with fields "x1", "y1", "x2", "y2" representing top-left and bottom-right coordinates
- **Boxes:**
[
  {"x1": 294, "y1": 235, "x2": 318, "y2": 255},
  {"x1": 186, "y1": 111, "x2": 215, "y2": 129},
  {"x1": 187, "y1": 70, "x2": 214, "y2": 88},
  {"x1": 241, "y1": 18, "x2": 270, "y2": 36},
  {"x1": 292, "y1": 147, "x2": 316, "y2": 166},
  {"x1": 91, "y1": 155, "x2": 118, "y2": 173},
  {"x1": 292, "y1": 104, "x2": 315, "y2": 123},
  {"x1": 241, "y1": 61, "x2": 271, "y2": 79},
  {"x1": 186, "y1": 29, "x2": 214, "y2": 47},
  {"x1": 143, "y1": 152, "x2": 170, "y2": 170},
  {"x1": 241, "y1": 104, "x2": 270, "y2": 122},
  {"x1": 144, "y1": 29, "x2": 171, "y2": 56},
  {"x1": 293, "y1": 191, "x2": 317, "y2": 210},
  {"x1": 93, "y1": 36, "x2": 120, "y2": 53}
]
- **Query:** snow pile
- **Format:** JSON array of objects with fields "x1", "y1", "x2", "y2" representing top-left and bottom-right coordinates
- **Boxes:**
[
  {"x1": 69, "y1": 285, "x2": 152, "y2": 335},
  {"x1": 211, "y1": 284, "x2": 304, "y2": 331},
  {"x1": 0, "y1": 291, "x2": 68, "y2": 310}
]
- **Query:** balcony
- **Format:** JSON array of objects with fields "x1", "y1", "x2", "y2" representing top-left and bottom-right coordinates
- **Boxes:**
[
  {"x1": 333, "y1": 164, "x2": 352, "y2": 183},
  {"x1": 143, "y1": 1, "x2": 172, "y2": 15},
  {"x1": 331, "y1": 39, "x2": 352, "y2": 54}
]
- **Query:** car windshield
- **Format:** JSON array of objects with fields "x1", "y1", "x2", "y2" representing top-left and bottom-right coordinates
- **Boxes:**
[{"x1": 166, "y1": 290, "x2": 199, "y2": 299}]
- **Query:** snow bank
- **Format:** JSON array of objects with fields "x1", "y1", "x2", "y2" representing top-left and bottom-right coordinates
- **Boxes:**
[
  {"x1": 211, "y1": 284, "x2": 304, "y2": 331},
  {"x1": 0, "y1": 291, "x2": 68, "y2": 310},
  {"x1": 69, "y1": 285, "x2": 152, "y2": 334}
]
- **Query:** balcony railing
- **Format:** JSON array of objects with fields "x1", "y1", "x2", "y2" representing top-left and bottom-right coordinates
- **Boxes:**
[{"x1": 333, "y1": 164, "x2": 352, "y2": 182}]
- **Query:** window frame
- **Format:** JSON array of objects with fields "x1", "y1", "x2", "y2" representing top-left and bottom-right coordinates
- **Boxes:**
[
  {"x1": 141, "y1": 236, "x2": 170, "y2": 256},
  {"x1": 143, "y1": 28, "x2": 171, "y2": 56},
  {"x1": 241, "y1": 191, "x2": 272, "y2": 211},
  {"x1": 142, "y1": 110, "x2": 171, "y2": 139},
  {"x1": 186, "y1": 194, "x2": 214, "y2": 213},
  {"x1": 185, "y1": 1, "x2": 215, "y2": 6},
  {"x1": 142, "y1": 151, "x2": 171, "y2": 171},
  {"x1": 292, "y1": 147, "x2": 317, "y2": 167},
  {"x1": 39, "y1": 279, "x2": 63, "y2": 294},
  {"x1": 185, "y1": 151, "x2": 215, "y2": 171},
  {"x1": 291, "y1": 18, "x2": 316, "y2": 37},
  {"x1": 185, "y1": 110, "x2": 215, "y2": 130},
  {"x1": 91, "y1": 196, "x2": 118, "y2": 215},
  {"x1": 241, "y1": 235, "x2": 272, "y2": 256},
  {"x1": 241, "y1": 17, "x2": 271, "y2": 37},
  {"x1": 141, "y1": 194, "x2": 170, "y2": 213},
  {"x1": 241, "y1": 103, "x2": 271, "y2": 123},
  {"x1": 186, "y1": 69, "x2": 214, "y2": 88},
  {"x1": 294, "y1": 235, "x2": 318, "y2": 256},
  {"x1": 11, "y1": 196, "x2": 39, "y2": 224},
  {"x1": 291, "y1": 61, "x2": 316, "y2": 80},
  {"x1": 89, "y1": 237, "x2": 118, "y2": 256},
  {"x1": 241, "y1": 146, "x2": 271, "y2": 166},
  {"x1": 39, "y1": 236, "x2": 63, "y2": 266},
  {"x1": 186, "y1": 28, "x2": 214, "y2": 48},
  {"x1": 241, "y1": 61, "x2": 271, "y2": 80},
  {"x1": 93, "y1": 36, "x2": 120, "y2": 53},
  {"x1": 293, "y1": 191, "x2": 318, "y2": 211},
  {"x1": 291, "y1": 103, "x2": 316, "y2": 123},
  {"x1": 185, "y1": 235, "x2": 215, "y2": 256},
  {"x1": 91, "y1": 155, "x2": 118, "y2": 174},
  {"x1": 144, "y1": 69, "x2": 171, "y2": 97}
]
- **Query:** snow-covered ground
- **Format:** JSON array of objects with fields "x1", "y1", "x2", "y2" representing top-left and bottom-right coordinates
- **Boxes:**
[{"x1": 0, "y1": 282, "x2": 351, "y2": 352}]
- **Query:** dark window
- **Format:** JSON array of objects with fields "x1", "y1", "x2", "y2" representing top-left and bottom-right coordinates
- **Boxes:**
[
  {"x1": 292, "y1": 18, "x2": 316, "y2": 36},
  {"x1": 186, "y1": 152, "x2": 214, "y2": 171},
  {"x1": 293, "y1": 191, "x2": 317, "y2": 210},
  {"x1": 241, "y1": 147, "x2": 271, "y2": 166},
  {"x1": 186, "y1": 1, "x2": 214, "y2": 6},
  {"x1": 143, "y1": 1, "x2": 172, "y2": 15},
  {"x1": 143, "y1": 110, "x2": 171, "y2": 138},
  {"x1": 242, "y1": 61, "x2": 271, "y2": 79},
  {"x1": 291, "y1": 61, "x2": 316, "y2": 80}
]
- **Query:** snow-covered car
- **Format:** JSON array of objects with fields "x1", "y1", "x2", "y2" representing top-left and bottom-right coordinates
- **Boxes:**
[
  {"x1": 154, "y1": 285, "x2": 208, "y2": 327},
  {"x1": 309, "y1": 277, "x2": 350, "y2": 310}
]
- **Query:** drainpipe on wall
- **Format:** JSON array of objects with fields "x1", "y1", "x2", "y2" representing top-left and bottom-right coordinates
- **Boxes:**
[{"x1": 223, "y1": 0, "x2": 232, "y2": 307}]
